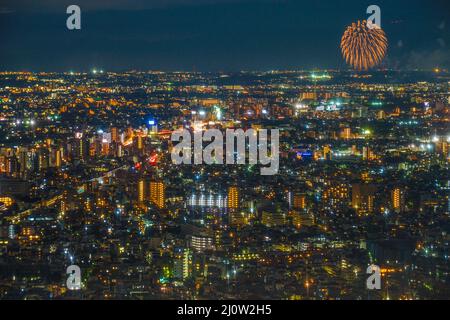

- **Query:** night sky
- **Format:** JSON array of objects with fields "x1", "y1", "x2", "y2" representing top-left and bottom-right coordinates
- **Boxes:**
[{"x1": 0, "y1": 0, "x2": 449, "y2": 71}]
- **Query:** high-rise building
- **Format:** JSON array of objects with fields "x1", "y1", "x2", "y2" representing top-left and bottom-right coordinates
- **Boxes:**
[
  {"x1": 227, "y1": 186, "x2": 239, "y2": 209},
  {"x1": 362, "y1": 146, "x2": 374, "y2": 161},
  {"x1": 323, "y1": 145, "x2": 332, "y2": 161},
  {"x1": 438, "y1": 141, "x2": 449, "y2": 159},
  {"x1": 111, "y1": 127, "x2": 119, "y2": 143},
  {"x1": 190, "y1": 235, "x2": 214, "y2": 252},
  {"x1": 149, "y1": 181, "x2": 165, "y2": 209},
  {"x1": 261, "y1": 210, "x2": 286, "y2": 227},
  {"x1": 352, "y1": 183, "x2": 377, "y2": 214},
  {"x1": 391, "y1": 187, "x2": 405, "y2": 213},
  {"x1": 6, "y1": 156, "x2": 19, "y2": 176},
  {"x1": 323, "y1": 183, "x2": 350, "y2": 209},
  {"x1": 74, "y1": 137, "x2": 90, "y2": 162},
  {"x1": 188, "y1": 193, "x2": 226, "y2": 208},
  {"x1": 56, "y1": 149, "x2": 62, "y2": 167},
  {"x1": 173, "y1": 248, "x2": 192, "y2": 281},
  {"x1": 341, "y1": 128, "x2": 352, "y2": 140},
  {"x1": 101, "y1": 140, "x2": 110, "y2": 156},
  {"x1": 229, "y1": 211, "x2": 250, "y2": 227},
  {"x1": 18, "y1": 150, "x2": 28, "y2": 174},
  {"x1": 137, "y1": 135, "x2": 143, "y2": 150},
  {"x1": 293, "y1": 193, "x2": 307, "y2": 210},
  {"x1": 138, "y1": 180, "x2": 145, "y2": 203},
  {"x1": 8, "y1": 225, "x2": 15, "y2": 240},
  {"x1": 289, "y1": 210, "x2": 314, "y2": 229},
  {"x1": 38, "y1": 151, "x2": 49, "y2": 171},
  {"x1": 0, "y1": 156, "x2": 6, "y2": 174}
]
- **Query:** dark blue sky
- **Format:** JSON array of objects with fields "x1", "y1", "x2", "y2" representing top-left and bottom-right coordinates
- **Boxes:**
[{"x1": 0, "y1": 0, "x2": 449, "y2": 71}]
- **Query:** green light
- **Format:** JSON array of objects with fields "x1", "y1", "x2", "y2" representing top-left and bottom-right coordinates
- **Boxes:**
[
  {"x1": 159, "y1": 277, "x2": 169, "y2": 284},
  {"x1": 310, "y1": 73, "x2": 331, "y2": 80}
]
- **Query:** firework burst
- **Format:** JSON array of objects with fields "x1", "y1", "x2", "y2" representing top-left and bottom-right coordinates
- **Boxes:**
[{"x1": 341, "y1": 20, "x2": 388, "y2": 71}]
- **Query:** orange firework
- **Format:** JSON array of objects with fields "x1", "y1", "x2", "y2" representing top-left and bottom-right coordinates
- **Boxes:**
[{"x1": 341, "y1": 20, "x2": 388, "y2": 71}]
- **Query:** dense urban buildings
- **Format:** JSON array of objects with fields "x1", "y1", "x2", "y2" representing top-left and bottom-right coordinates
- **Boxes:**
[{"x1": 0, "y1": 69, "x2": 449, "y2": 300}]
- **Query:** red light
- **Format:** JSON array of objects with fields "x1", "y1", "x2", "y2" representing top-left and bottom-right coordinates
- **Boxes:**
[{"x1": 149, "y1": 154, "x2": 158, "y2": 166}]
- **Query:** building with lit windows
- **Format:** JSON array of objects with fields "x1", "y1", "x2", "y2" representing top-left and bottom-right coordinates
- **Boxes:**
[
  {"x1": 391, "y1": 187, "x2": 405, "y2": 213},
  {"x1": 189, "y1": 235, "x2": 214, "y2": 252},
  {"x1": 227, "y1": 186, "x2": 239, "y2": 209},
  {"x1": 352, "y1": 183, "x2": 377, "y2": 214},
  {"x1": 293, "y1": 193, "x2": 307, "y2": 210},
  {"x1": 173, "y1": 248, "x2": 192, "y2": 281},
  {"x1": 149, "y1": 181, "x2": 165, "y2": 209},
  {"x1": 138, "y1": 179, "x2": 145, "y2": 204},
  {"x1": 188, "y1": 193, "x2": 227, "y2": 208},
  {"x1": 261, "y1": 209, "x2": 286, "y2": 227}
]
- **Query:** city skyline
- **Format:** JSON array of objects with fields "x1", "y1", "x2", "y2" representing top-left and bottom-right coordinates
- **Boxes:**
[
  {"x1": 0, "y1": 69, "x2": 449, "y2": 300},
  {"x1": 0, "y1": 0, "x2": 449, "y2": 303}
]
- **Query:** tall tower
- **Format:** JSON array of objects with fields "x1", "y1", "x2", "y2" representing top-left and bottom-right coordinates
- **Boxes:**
[
  {"x1": 76, "y1": 138, "x2": 90, "y2": 162},
  {"x1": 391, "y1": 187, "x2": 404, "y2": 213},
  {"x1": 111, "y1": 127, "x2": 119, "y2": 143},
  {"x1": 138, "y1": 179, "x2": 145, "y2": 204},
  {"x1": 173, "y1": 248, "x2": 192, "y2": 281},
  {"x1": 55, "y1": 149, "x2": 62, "y2": 168},
  {"x1": 137, "y1": 135, "x2": 143, "y2": 150},
  {"x1": 227, "y1": 186, "x2": 239, "y2": 210}
]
